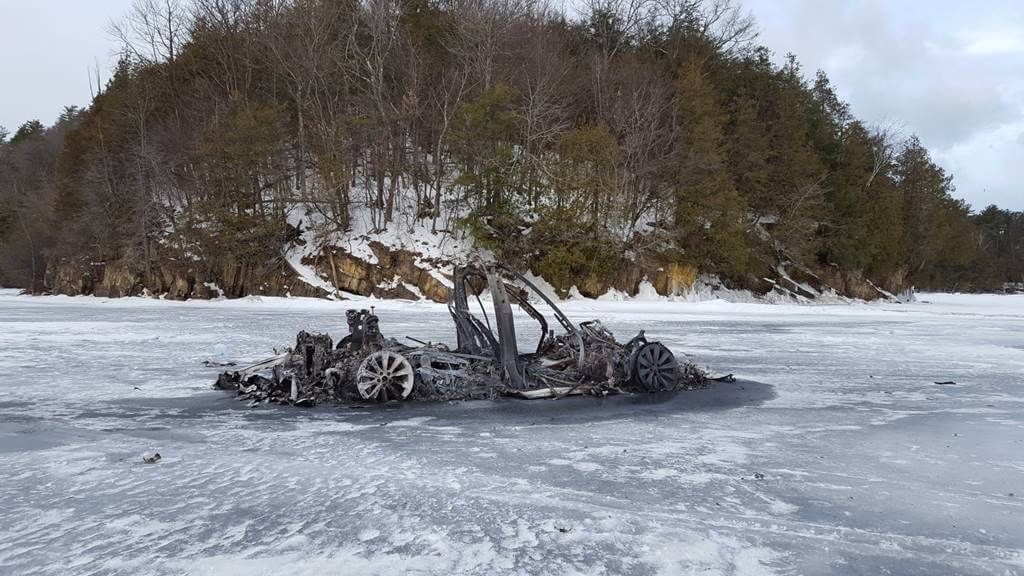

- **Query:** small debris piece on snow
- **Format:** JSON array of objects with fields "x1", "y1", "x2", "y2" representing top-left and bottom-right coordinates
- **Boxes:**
[{"x1": 142, "y1": 453, "x2": 161, "y2": 464}]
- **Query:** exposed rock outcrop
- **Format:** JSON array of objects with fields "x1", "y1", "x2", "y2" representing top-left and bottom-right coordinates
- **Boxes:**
[
  {"x1": 312, "y1": 242, "x2": 451, "y2": 303},
  {"x1": 46, "y1": 256, "x2": 330, "y2": 300},
  {"x1": 42, "y1": 238, "x2": 899, "y2": 303},
  {"x1": 647, "y1": 263, "x2": 700, "y2": 296}
]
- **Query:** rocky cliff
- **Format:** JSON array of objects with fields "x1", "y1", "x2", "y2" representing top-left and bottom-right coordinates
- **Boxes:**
[{"x1": 41, "y1": 236, "x2": 898, "y2": 304}]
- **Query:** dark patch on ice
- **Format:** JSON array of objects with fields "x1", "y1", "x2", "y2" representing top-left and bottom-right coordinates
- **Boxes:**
[
  {"x1": 2, "y1": 381, "x2": 773, "y2": 453},
  {"x1": 0, "y1": 429, "x2": 66, "y2": 453},
  {"x1": 173, "y1": 379, "x2": 776, "y2": 428},
  {"x1": 84, "y1": 393, "x2": 313, "y2": 435},
  {"x1": 0, "y1": 412, "x2": 40, "y2": 425},
  {"x1": 84, "y1": 392, "x2": 264, "y2": 422},
  {"x1": 0, "y1": 421, "x2": 106, "y2": 453},
  {"x1": 99, "y1": 426, "x2": 208, "y2": 444},
  {"x1": 334, "y1": 379, "x2": 775, "y2": 426},
  {"x1": 100, "y1": 392, "x2": 240, "y2": 413}
]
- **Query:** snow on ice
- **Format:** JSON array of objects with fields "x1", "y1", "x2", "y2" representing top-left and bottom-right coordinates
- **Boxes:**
[{"x1": 0, "y1": 290, "x2": 1022, "y2": 575}]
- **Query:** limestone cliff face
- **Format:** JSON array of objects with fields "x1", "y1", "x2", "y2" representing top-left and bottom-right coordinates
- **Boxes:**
[
  {"x1": 553, "y1": 261, "x2": 700, "y2": 298},
  {"x1": 647, "y1": 263, "x2": 700, "y2": 297},
  {"x1": 313, "y1": 242, "x2": 451, "y2": 303},
  {"x1": 42, "y1": 241, "x2": 895, "y2": 302},
  {"x1": 42, "y1": 241, "x2": 450, "y2": 302}
]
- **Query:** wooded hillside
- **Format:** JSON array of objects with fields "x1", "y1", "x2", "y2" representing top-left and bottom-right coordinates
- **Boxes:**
[{"x1": 1, "y1": 0, "x2": 1021, "y2": 298}]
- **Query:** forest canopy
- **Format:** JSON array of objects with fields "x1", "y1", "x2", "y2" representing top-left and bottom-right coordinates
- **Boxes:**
[{"x1": 1, "y1": 0, "x2": 1021, "y2": 296}]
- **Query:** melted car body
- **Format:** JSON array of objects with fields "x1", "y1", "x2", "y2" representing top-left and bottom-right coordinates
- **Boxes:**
[{"x1": 215, "y1": 263, "x2": 704, "y2": 405}]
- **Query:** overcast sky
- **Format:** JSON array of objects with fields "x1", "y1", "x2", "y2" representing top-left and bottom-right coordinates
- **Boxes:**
[{"x1": 1, "y1": 0, "x2": 1021, "y2": 210}]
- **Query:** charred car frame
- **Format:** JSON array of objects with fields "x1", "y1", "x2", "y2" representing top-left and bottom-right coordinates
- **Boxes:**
[{"x1": 215, "y1": 263, "x2": 704, "y2": 405}]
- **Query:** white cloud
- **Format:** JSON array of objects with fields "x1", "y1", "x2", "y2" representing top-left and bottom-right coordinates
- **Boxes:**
[
  {"x1": 960, "y1": 27, "x2": 1024, "y2": 55},
  {"x1": 824, "y1": 45, "x2": 867, "y2": 71},
  {"x1": 933, "y1": 120, "x2": 1024, "y2": 209}
]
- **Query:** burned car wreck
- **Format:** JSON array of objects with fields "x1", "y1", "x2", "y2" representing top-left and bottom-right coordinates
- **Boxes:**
[{"x1": 215, "y1": 263, "x2": 705, "y2": 405}]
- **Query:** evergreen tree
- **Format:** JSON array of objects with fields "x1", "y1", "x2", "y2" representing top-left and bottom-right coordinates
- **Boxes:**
[
  {"x1": 895, "y1": 137, "x2": 948, "y2": 275},
  {"x1": 674, "y1": 55, "x2": 749, "y2": 276},
  {"x1": 10, "y1": 120, "x2": 45, "y2": 145},
  {"x1": 825, "y1": 121, "x2": 874, "y2": 271},
  {"x1": 893, "y1": 136, "x2": 976, "y2": 286},
  {"x1": 862, "y1": 169, "x2": 904, "y2": 283},
  {"x1": 727, "y1": 95, "x2": 770, "y2": 217},
  {"x1": 765, "y1": 56, "x2": 826, "y2": 261}
]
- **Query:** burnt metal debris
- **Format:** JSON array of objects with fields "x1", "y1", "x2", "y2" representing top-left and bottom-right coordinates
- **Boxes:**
[{"x1": 215, "y1": 263, "x2": 706, "y2": 406}]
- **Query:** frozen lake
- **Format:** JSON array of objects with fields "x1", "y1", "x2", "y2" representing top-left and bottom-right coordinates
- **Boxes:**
[{"x1": 0, "y1": 290, "x2": 1022, "y2": 575}]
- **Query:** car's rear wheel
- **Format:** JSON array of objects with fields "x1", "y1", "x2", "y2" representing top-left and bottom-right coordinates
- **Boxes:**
[{"x1": 632, "y1": 342, "x2": 678, "y2": 391}]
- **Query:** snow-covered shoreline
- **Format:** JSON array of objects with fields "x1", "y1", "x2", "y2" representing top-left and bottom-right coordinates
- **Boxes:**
[{"x1": 3, "y1": 286, "x2": 1022, "y2": 318}]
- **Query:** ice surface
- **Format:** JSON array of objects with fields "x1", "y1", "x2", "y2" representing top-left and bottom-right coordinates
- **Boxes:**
[{"x1": 0, "y1": 289, "x2": 1022, "y2": 575}]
